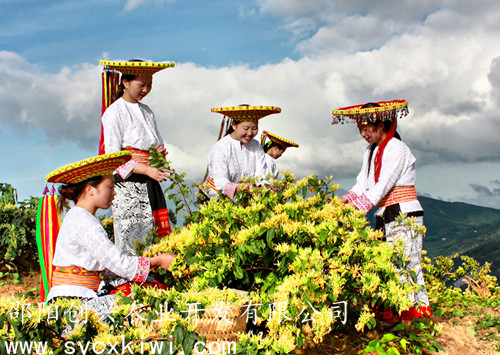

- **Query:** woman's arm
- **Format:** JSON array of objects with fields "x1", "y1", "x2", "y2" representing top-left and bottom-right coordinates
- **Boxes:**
[{"x1": 208, "y1": 141, "x2": 239, "y2": 197}]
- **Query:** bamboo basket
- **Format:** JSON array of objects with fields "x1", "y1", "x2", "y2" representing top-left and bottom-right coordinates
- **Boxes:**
[
  {"x1": 195, "y1": 304, "x2": 247, "y2": 342},
  {"x1": 194, "y1": 289, "x2": 250, "y2": 349}
]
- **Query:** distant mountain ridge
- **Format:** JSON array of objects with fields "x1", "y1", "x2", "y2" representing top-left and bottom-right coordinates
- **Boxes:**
[
  {"x1": 368, "y1": 196, "x2": 500, "y2": 278},
  {"x1": 420, "y1": 196, "x2": 500, "y2": 278}
]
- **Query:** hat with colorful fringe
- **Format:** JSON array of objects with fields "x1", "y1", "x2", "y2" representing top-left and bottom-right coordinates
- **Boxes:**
[
  {"x1": 99, "y1": 60, "x2": 175, "y2": 77},
  {"x1": 261, "y1": 130, "x2": 299, "y2": 149},
  {"x1": 211, "y1": 105, "x2": 281, "y2": 122},
  {"x1": 46, "y1": 151, "x2": 132, "y2": 184},
  {"x1": 331, "y1": 99, "x2": 409, "y2": 125}
]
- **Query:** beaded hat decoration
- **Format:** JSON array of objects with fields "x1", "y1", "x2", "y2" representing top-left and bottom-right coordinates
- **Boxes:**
[
  {"x1": 331, "y1": 99, "x2": 409, "y2": 125},
  {"x1": 261, "y1": 131, "x2": 299, "y2": 149},
  {"x1": 211, "y1": 105, "x2": 281, "y2": 122},
  {"x1": 46, "y1": 151, "x2": 132, "y2": 184},
  {"x1": 99, "y1": 60, "x2": 175, "y2": 77}
]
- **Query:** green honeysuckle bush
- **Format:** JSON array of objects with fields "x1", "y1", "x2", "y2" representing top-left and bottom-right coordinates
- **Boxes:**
[
  {"x1": 1, "y1": 174, "x2": 464, "y2": 354},
  {"x1": 144, "y1": 173, "x2": 423, "y2": 352}
]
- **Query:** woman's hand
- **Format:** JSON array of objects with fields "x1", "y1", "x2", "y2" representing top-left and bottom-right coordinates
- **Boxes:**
[
  {"x1": 150, "y1": 253, "x2": 176, "y2": 270},
  {"x1": 155, "y1": 145, "x2": 168, "y2": 158},
  {"x1": 146, "y1": 166, "x2": 172, "y2": 182},
  {"x1": 336, "y1": 197, "x2": 357, "y2": 209},
  {"x1": 133, "y1": 163, "x2": 172, "y2": 182}
]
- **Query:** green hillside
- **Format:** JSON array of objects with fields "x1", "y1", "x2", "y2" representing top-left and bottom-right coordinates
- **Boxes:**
[
  {"x1": 419, "y1": 196, "x2": 500, "y2": 278},
  {"x1": 368, "y1": 196, "x2": 500, "y2": 278}
]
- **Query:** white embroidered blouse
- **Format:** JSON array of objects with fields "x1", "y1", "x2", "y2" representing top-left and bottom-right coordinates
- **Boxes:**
[
  {"x1": 207, "y1": 135, "x2": 268, "y2": 199},
  {"x1": 344, "y1": 138, "x2": 422, "y2": 215},
  {"x1": 264, "y1": 154, "x2": 279, "y2": 180},
  {"x1": 101, "y1": 97, "x2": 164, "y2": 178},
  {"x1": 47, "y1": 207, "x2": 150, "y2": 301}
]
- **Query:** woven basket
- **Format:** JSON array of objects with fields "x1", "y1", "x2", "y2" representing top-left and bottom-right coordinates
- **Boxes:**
[
  {"x1": 195, "y1": 304, "x2": 247, "y2": 343},
  {"x1": 194, "y1": 289, "x2": 250, "y2": 351}
]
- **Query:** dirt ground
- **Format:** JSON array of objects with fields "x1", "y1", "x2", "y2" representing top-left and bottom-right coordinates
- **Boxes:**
[
  {"x1": 433, "y1": 316, "x2": 500, "y2": 355},
  {"x1": 1, "y1": 274, "x2": 498, "y2": 354},
  {"x1": 0, "y1": 272, "x2": 39, "y2": 302}
]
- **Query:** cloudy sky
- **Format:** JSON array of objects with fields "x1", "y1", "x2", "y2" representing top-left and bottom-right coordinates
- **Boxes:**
[{"x1": 1, "y1": 0, "x2": 500, "y2": 209}]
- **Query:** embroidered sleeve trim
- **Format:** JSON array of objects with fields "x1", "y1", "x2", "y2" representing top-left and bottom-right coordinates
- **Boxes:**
[
  {"x1": 132, "y1": 257, "x2": 150, "y2": 283},
  {"x1": 224, "y1": 182, "x2": 239, "y2": 200},
  {"x1": 116, "y1": 160, "x2": 138, "y2": 179},
  {"x1": 343, "y1": 191, "x2": 358, "y2": 203},
  {"x1": 353, "y1": 193, "x2": 374, "y2": 213}
]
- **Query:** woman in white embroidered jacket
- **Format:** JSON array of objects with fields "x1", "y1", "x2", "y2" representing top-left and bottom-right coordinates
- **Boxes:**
[
  {"x1": 206, "y1": 105, "x2": 281, "y2": 200},
  {"x1": 45, "y1": 151, "x2": 175, "y2": 305},
  {"x1": 261, "y1": 130, "x2": 299, "y2": 180},
  {"x1": 333, "y1": 99, "x2": 430, "y2": 324},
  {"x1": 100, "y1": 60, "x2": 174, "y2": 256}
]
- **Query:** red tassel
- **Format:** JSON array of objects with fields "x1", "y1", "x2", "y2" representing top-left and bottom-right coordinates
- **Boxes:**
[{"x1": 152, "y1": 208, "x2": 172, "y2": 237}]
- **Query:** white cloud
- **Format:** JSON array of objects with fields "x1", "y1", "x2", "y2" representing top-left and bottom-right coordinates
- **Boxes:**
[
  {"x1": 0, "y1": 51, "x2": 101, "y2": 149},
  {"x1": 124, "y1": 0, "x2": 175, "y2": 11},
  {"x1": 256, "y1": 0, "x2": 441, "y2": 55}
]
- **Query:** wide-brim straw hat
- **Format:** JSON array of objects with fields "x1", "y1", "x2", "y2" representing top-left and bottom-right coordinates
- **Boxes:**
[
  {"x1": 46, "y1": 151, "x2": 132, "y2": 184},
  {"x1": 100, "y1": 60, "x2": 175, "y2": 77},
  {"x1": 211, "y1": 105, "x2": 281, "y2": 121},
  {"x1": 261, "y1": 130, "x2": 299, "y2": 148},
  {"x1": 332, "y1": 99, "x2": 409, "y2": 125}
]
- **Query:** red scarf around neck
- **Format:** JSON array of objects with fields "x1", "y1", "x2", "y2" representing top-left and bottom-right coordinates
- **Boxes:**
[{"x1": 373, "y1": 119, "x2": 397, "y2": 183}]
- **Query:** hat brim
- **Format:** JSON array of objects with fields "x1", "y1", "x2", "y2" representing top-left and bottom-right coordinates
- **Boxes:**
[
  {"x1": 46, "y1": 151, "x2": 132, "y2": 184},
  {"x1": 100, "y1": 60, "x2": 175, "y2": 77},
  {"x1": 263, "y1": 131, "x2": 299, "y2": 148},
  {"x1": 211, "y1": 105, "x2": 281, "y2": 121},
  {"x1": 332, "y1": 99, "x2": 408, "y2": 124}
]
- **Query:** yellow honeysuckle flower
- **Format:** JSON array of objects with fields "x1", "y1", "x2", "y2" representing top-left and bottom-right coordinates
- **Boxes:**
[
  {"x1": 312, "y1": 307, "x2": 334, "y2": 344},
  {"x1": 355, "y1": 310, "x2": 374, "y2": 332}
]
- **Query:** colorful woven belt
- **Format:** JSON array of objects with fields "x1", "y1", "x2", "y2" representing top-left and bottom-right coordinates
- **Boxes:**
[
  {"x1": 378, "y1": 186, "x2": 418, "y2": 208},
  {"x1": 52, "y1": 266, "x2": 101, "y2": 291},
  {"x1": 124, "y1": 146, "x2": 150, "y2": 164}
]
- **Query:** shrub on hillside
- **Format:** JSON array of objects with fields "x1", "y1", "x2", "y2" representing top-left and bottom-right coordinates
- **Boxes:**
[{"x1": 0, "y1": 183, "x2": 39, "y2": 275}]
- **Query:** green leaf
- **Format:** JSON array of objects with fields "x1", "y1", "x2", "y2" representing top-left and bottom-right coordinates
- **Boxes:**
[
  {"x1": 380, "y1": 333, "x2": 397, "y2": 342},
  {"x1": 368, "y1": 316, "x2": 376, "y2": 329},
  {"x1": 392, "y1": 323, "x2": 409, "y2": 332},
  {"x1": 400, "y1": 338, "x2": 408, "y2": 351},
  {"x1": 174, "y1": 325, "x2": 185, "y2": 343},
  {"x1": 182, "y1": 331, "x2": 196, "y2": 355},
  {"x1": 266, "y1": 227, "x2": 275, "y2": 245},
  {"x1": 386, "y1": 347, "x2": 401, "y2": 355},
  {"x1": 234, "y1": 267, "x2": 244, "y2": 279}
]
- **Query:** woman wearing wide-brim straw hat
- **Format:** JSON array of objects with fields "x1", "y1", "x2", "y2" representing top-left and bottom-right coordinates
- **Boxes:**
[
  {"x1": 206, "y1": 104, "x2": 281, "y2": 200},
  {"x1": 260, "y1": 130, "x2": 299, "y2": 180},
  {"x1": 332, "y1": 99, "x2": 431, "y2": 324},
  {"x1": 43, "y1": 151, "x2": 175, "y2": 313},
  {"x1": 99, "y1": 59, "x2": 174, "y2": 256}
]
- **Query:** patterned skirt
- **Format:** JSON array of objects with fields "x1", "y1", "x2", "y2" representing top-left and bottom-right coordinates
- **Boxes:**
[
  {"x1": 376, "y1": 204, "x2": 431, "y2": 320},
  {"x1": 112, "y1": 174, "x2": 171, "y2": 256}
]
